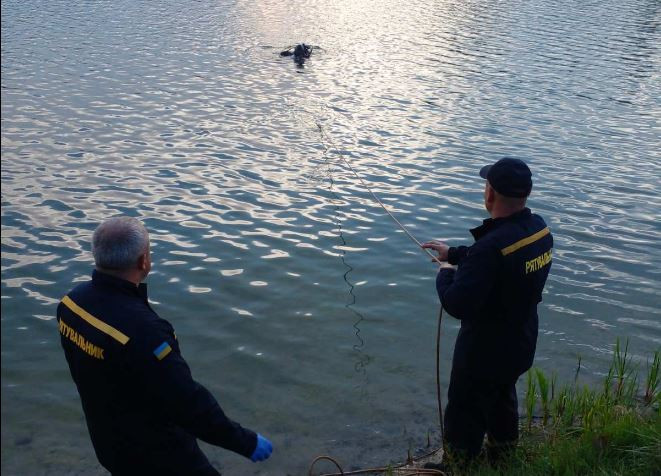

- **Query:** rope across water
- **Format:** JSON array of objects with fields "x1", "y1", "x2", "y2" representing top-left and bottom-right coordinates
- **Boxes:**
[
  {"x1": 315, "y1": 122, "x2": 445, "y2": 266},
  {"x1": 309, "y1": 123, "x2": 447, "y2": 475}
]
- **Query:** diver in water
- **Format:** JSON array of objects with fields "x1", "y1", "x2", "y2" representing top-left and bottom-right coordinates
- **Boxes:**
[{"x1": 280, "y1": 43, "x2": 313, "y2": 65}]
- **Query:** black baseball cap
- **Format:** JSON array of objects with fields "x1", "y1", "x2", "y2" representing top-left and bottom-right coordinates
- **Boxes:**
[{"x1": 479, "y1": 157, "x2": 532, "y2": 198}]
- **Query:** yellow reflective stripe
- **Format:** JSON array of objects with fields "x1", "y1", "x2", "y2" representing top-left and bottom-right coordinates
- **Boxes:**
[
  {"x1": 501, "y1": 227, "x2": 550, "y2": 256},
  {"x1": 61, "y1": 295, "x2": 130, "y2": 345}
]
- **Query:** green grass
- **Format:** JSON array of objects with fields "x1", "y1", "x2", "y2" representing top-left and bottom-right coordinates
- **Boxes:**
[
  {"x1": 456, "y1": 339, "x2": 661, "y2": 476},
  {"x1": 469, "y1": 411, "x2": 660, "y2": 476}
]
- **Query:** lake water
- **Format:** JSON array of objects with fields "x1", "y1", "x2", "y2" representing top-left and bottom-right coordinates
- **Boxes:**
[{"x1": 2, "y1": 0, "x2": 660, "y2": 474}]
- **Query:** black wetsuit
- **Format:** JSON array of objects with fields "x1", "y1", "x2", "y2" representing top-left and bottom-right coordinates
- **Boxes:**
[
  {"x1": 435, "y1": 208, "x2": 553, "y2": 459},
  {"x1": 57, "y1": 271, "x2": 257, "y2": 476}
]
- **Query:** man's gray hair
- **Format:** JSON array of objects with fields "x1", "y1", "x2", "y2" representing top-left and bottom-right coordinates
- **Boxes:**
[{"x1": 92, "y1": 217, "x2": 149, "y2": 270}]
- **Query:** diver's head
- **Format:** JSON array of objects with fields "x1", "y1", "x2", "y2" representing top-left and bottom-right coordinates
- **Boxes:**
[{"x1": 294, "y1": 43, "x2": 311, "y2": 58}]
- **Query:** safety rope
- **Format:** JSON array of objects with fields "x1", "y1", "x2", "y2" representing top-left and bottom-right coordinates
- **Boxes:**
[
  {"x1": 308, "y1": 450, "x2": 446, "y2": 476},
  {"x1": 309, "y1": 122, "x2": 447, "y2": 476},
  {"x1": 315, "y1": 123, "x2": 445, "y2": 266}
]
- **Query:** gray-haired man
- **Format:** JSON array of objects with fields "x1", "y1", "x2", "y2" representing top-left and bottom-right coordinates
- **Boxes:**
[{"x1": 57, "y1": 216, "x2": 272, "y2": 475}]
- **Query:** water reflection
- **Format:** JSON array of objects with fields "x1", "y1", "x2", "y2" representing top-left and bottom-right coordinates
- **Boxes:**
[{"x1": 2, "y1": 0, "x2": 660, "y2": 474}]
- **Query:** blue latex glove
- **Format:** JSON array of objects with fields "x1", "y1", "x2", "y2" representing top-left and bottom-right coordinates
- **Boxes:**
[{"x1": 250, "y1": 433, "x2": 273, "y2": 462}]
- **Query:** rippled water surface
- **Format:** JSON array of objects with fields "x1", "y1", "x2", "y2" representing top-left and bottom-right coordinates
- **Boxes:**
[{"x1": 2, "y1": 0, "x2": 660, "y2": 474}]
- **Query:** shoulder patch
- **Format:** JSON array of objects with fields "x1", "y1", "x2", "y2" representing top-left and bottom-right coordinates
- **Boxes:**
[{"x1": 153, "y1": 341, "x2": 172, "y2": 360}]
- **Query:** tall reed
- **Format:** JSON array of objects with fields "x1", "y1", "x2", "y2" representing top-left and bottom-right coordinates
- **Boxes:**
[
  {"x1": 644, "y1": 350, "x2": 660, "y2": 406},
  {"x1": 535, "y1": 368, "x2": 550, "y2": 426},
  {"x1": 525, "y1": 370, "x2": 537, "y2": 430}
]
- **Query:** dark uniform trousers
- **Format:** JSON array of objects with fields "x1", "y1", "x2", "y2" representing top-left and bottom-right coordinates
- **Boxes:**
[
  {"x1": 57, "y1": 271, "x2": 257, "y2": 476},
  {"x1": 435, "y1": 208, "x2": 553, "y2": 461},
  {"x1": 444, "y1": 370, "x2": 519, "y2": 460}
]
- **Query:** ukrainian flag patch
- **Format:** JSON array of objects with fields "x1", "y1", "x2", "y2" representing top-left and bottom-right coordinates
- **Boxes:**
[{"x1": 153, "y1": 341, "x2": 172, "y2": 360}]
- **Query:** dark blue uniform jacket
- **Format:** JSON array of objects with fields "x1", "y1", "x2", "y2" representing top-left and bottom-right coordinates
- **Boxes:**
[
  {"x1": 436, "y1": 208, "x2": 553, "y2": 380},
  {"x1": 56, "y1": 271, "x2": 257, "y2": 476}
]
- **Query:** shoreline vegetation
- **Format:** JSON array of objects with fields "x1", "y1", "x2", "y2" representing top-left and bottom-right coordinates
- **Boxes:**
[
  {"x1": 466, "y1": 339, "x2": 660, "y2": 476},
  {"x1": 310, "y1": 339, "x2": 660, "y2": 476}
]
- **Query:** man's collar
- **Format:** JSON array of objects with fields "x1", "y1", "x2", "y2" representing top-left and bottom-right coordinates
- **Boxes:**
[
  {"x1": 92, "y1": 269, "x2": 148, "y2": 298},
  {"x1": 470, "y1": 208, "x2": 531, "y2": 240}
]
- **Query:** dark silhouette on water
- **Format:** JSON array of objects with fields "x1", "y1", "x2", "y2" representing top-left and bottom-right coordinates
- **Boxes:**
[{"x1": 280, "y1": 43, "x2": 313, "y2": 65}]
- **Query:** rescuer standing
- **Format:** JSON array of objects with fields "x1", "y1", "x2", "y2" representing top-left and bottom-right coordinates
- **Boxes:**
[
  {"x1": 57, "y1": 216, "x2": 273, "y2": 475},
  {"x1": 423, "y1": 158, "x2": 553, "y2": 468}
]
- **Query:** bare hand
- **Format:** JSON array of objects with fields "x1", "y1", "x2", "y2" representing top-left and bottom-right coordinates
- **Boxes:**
[{"x1": 422, "y1": 240, "x2": 450, "y2": 262}]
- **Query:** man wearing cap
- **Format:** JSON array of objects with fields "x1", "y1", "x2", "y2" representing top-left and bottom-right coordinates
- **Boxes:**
[
  {"x1": 423, "y1": 158, "x2": 553, "y2": 467},
  {"x1": 56, "y1": 216, "x2": 273, "y2": 475}
]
